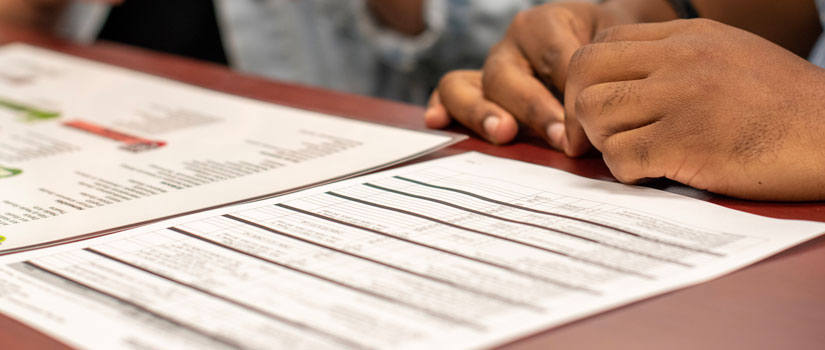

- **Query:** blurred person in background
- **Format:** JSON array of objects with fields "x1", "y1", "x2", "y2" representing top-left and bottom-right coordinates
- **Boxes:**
[{"x1": 0, "y1": 0, "x2": 574, "y2": 104}]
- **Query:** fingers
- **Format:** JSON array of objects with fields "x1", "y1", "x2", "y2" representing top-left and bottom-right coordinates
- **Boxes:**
[
  {"x1": 567, "y1": 21, "x2": 697, "y2": 182},
  {"x1": 560, "y1": 20, "x2": 688, "y2": 156},
  {"x1": 424, "y1": 90, "x2": 450, "y2": 129},
  {"x1": 573, "y1": 80, "x2": 662, "y2": 149},
  {"x1": 435, "y1": 70, "x2": 519, "y2": 144},
  {"x1": 600, "y1": 123, "x2": 670, "y2": 184},
  {"x1": 511, "y1": 8, "x2": 588, "y2": 91},
  {"x1": 482, "y1": 41, "x2": 568, "y2": 150},
  {"x1": 519, "y1": 28, "x2": 582, "y2": 92},
  {"x1": 560, "y1": 77, "x2": 670, "y2": 184},
  {"x1": 566, "y1": 40, "x2": 665, "y2": 94},
  {"x1": 591, "y1": 21, "x2": 685, "y2": 43},
  {"x1": 563, "y1": 40, "x2": 666, "y2": 156}
]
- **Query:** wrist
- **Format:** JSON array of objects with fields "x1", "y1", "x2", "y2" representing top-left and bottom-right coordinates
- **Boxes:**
[{"x1": 366, "y1": 0, "x2": 427, "y2": 36}]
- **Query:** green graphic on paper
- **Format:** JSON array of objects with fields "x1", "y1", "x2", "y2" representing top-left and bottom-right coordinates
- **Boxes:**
[
  {"x1": 0, "y1": 97, "x2": 60, "y2": 121},
  {"x1": 0, "y1": 166, "x2": 22, "y2": 178},
  {"x1": 0, "y1": 236, "x2": 5, "y2": 244}
]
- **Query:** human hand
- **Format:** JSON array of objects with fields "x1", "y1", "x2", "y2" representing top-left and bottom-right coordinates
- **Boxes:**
[
  {"x1": 425, "y1": 1, "x2": 639, "y2": 150},
  {"x1": 565, "y1": 19, "x2": 825, "y2": 201}
]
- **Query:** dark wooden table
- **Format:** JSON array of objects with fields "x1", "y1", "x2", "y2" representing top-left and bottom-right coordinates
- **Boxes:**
[{"x1": 1, "y1": 24, "x2": 823, "y2": 350}]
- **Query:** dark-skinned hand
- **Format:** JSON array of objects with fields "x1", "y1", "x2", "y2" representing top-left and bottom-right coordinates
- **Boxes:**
[
  {"x1": 424, "y1": 1, "x2": 637, "y2": 151},
  {"x1": 565, "y1": 19, "x2": 825, "y2": 200}
]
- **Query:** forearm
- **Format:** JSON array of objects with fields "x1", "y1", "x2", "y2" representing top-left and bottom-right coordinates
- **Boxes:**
[
  {"x1": 605, "y1": 0, "x2": 821, "y2": 57},
  {"x1": 601, "y1": 0, "x2": 679, "y2": 23},
  {"x1": 692, "y1": 0, "x2": 821, "y2": 57},
  {"x1": 0, "y1": 0, "x2": 67, "y2": 31},
  {"x1": 365, "y1": 0, "x2": 426, "y2": 36}
]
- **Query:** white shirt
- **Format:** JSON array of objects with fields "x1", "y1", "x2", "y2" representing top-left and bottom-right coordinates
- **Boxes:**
[{"x1": 55, "y1": 0, "x2": 555, "y2": 104}]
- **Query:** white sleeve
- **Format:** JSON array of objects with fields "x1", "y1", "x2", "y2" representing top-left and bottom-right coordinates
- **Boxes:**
[
  {"x1": 356, "y1": 0, "x2": 543, "y2": 73},
  {"x1": 54, "y1": 1, "x2": 111, "y2": 43},
  {"x1": 353, "y1": 0, "x2": 448, "y2": 72}
]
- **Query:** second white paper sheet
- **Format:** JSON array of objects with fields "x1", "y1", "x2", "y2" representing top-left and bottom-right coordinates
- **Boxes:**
[
  {"x1": 0, "y1": 44, "x2": 458, "y2": 253},
  {"x1": 0, "y1": 152, "x2": 822, "y2": 350}
]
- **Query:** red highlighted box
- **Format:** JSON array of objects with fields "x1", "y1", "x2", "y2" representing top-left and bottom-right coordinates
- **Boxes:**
[{"x1": 63, "y1": 119, "x2": 166, "y2": 153}]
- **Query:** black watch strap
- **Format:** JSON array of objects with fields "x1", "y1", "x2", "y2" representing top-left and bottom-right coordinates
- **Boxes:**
[{"x1": 664, "y1": 0, "x2": 700, "y2": 19}]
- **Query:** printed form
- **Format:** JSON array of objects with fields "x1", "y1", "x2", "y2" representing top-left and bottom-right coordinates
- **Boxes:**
[
  {"x1": 0, "y1": 152, "x2": 822, "y2": 350},
  {"x1": 0, "y1": 44, "x2": 458, "y2": 253}
]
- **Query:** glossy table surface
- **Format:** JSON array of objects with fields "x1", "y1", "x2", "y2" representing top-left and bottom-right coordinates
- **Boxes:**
[{"x1": 1, "y1": 24, "x2": 823, "y2": 350}]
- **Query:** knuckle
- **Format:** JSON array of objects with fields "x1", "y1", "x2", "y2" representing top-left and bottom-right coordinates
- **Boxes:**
[
  {"x1": 574, "y1": 86, "x2": 597, "y2": 116},
  {"x1": 606, "y1": 136, "x2": 654, "y2": 182},
  {"x1": 538, "y1": 49, "x2": 561, "y2": 76},
  {"x1": 592, "y1": 26, "x2": 620, "y2": 43},
  {"x1": 608, "y1": 163, "x2": 635, "y2": 183},
  {"x1": 601, "y1": 149, "x2": 635, "y2": 183},
  {"x1": 606, "y1": 82, "x2": 638, "y2": 110},
  {"x1": 599, "y1": 139, "x2": 621, "y2": 164},
  {"x1": 568, "y1": 44, "x2": 597, "y2": 74},
  {"x1": 573, "y1": 87, "x2": 609, "y2": 139},
  {"x1": 602, "y1": 136, "x2": 645, "y2": 180},
  {"x1": 672, "y1": 38, "x2": 716, "y2": 67}
]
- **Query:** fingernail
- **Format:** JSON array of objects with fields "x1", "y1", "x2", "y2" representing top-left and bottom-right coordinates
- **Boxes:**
[
  {"x1": 483, "y1": 116, "x2": 500, "y2": 139},
  {"x1": 547, "y1": 123, "x2": 565, "y2": 148}
]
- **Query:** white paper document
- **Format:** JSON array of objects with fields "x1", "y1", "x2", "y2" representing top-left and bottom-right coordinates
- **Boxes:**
[
  {"x1": 0, "y1": 152, "x2": 822, "y2": 350},
  {"x1": 0, "y1": 43, "x2": 458, "y2": 253}
]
